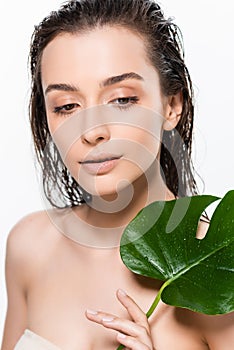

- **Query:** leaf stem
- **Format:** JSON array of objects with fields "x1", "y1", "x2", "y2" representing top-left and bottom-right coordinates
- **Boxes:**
[
  {"x1": 116, "y1": 282, "x2": 167, "y2": 350},
  {"x1": 116, "y1": 344, "x2": 125, "y2": 350},
  {"x1": 146, "y1": 284, "x2": 163, "y2": 318}
]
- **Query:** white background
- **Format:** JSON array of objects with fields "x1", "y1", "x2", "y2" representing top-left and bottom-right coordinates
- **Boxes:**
[{"x1": 0, "y1": 0, "x2": 233, "y2": 341}]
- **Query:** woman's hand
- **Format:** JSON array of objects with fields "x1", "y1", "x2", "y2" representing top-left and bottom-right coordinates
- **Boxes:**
[{"x1": 85, "y1": 288, "x2": 154, "y2": 350}]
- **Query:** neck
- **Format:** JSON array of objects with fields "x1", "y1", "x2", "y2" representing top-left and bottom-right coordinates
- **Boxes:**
[{"x1": 50, "y1": 161, "x2": 175, "y2": 249}]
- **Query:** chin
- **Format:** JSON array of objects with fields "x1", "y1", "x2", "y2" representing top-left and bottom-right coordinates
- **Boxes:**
[{"x1": 80, "y1": 173, "x2": 139, "y2": 198}]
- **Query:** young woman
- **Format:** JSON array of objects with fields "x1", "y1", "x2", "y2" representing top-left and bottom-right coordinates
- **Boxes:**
[{"x1": 1, "y1": 0, "x2": 233, "y2": 349}]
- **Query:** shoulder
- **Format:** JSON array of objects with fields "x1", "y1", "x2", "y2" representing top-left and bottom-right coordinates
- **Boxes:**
[
  {"x1": 2, "y1": 211, "x2": 55, "y2": 348},
  {"x1": 7, "y1": 210, "x2": 52, "y2": 250},
  {"x1": 173, "y1": 307, "x2": 234, "y2": 348},
  {"x1": 193, "y1": 311, "x2": 234, "y2": 348},
  {"x1": 194, "y1": 221, "x2": 234, "y2": 347},
  {"x1": 5, "y1": 209, "x2": 67, "y2": 288},
  {"x1": 8, "y1": 210, "x2": 50, "y2": 233},
  {"x1": 6, "y1": 209, "x2": 60, "y2": 267},
  {"x1": 196, "y1": 219, "x2": 210, "y2": 239}
]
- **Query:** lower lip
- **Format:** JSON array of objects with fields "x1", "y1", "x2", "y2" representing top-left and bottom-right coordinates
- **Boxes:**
[{"x1": 81, "y1": 158, "x2": 120, "y2": 175}]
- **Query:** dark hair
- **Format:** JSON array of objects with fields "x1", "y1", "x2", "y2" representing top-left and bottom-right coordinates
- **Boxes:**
[{"x1": 29, "y1": 0, "x2": 198, "y2": 208}]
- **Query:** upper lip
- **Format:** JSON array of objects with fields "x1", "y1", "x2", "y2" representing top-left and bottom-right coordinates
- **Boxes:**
[{"x1": 79, "y1": 153, "x2": 122, "y2": 164}]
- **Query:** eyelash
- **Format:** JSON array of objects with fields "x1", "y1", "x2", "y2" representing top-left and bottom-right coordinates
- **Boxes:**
[
  {"x1": 53, "y1": 96, "x2": 139, "y2": 116},
  {"x1": 111, "y1": 96, "x2": 139, "y2": 111},
  {"x1": 53, "y1": 103, "x2": 78, "y2": 115}
]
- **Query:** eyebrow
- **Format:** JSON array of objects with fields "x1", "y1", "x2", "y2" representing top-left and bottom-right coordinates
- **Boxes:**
[
  {"x1": 45, "y1": 83, "x2": 78, "y2": 95},
  {"x1": 100, "y1": 72, "x2": 144, "y2": 87},
  {"x1": 44, "y1": 72, "x2": 144, "y2": 95}
]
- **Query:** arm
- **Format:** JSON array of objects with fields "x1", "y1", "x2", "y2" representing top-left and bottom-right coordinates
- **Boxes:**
[{"x1": 1, "y1": 224, "x2": 29, "y2": 350}]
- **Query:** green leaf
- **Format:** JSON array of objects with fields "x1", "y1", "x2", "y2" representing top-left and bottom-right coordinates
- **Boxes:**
[{"x1": 120, "y1": 190, "x2": 234, "y2": 315}]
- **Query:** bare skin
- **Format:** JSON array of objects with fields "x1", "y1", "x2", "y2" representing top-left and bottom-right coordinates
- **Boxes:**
[
  {"x1": 2, "y1": 210, "x2": 234, "y2": 350},
  {"x1": 1, "y1": 26, "x2": 234, "y2": 349}
]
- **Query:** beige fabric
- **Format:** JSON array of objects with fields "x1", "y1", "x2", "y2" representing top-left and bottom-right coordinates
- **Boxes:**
[{"x1": 14, "y1": 329, "x2": 61, "y2": 350}]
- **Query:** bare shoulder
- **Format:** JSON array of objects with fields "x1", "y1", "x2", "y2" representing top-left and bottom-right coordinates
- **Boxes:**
[
  {"x1": 192, "y1": 310, "x2": 234, "y2": 349},
  {"x1": 6, "y1": 209, "x2": 60, "y2": 268},
  {"x1": 172, "y1": 307, "x2": 234, "y2": 349},
  {"x1": 1, "y1": 210, "x2": 56, "y2": 349},
  {"x1": 195, "y1": 221, "x2": 234, "y2": 348},
  {"x1": 196, "y1": 219, "x2": 210, "y2": 239},
  {"x1": 8, "y1": 210, "x2": 50, "y2": 234},
  {"x1": 7, "y1": 210, "x2": 53, "y2": 249}
]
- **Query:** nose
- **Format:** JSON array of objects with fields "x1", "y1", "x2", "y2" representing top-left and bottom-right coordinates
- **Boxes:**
[{"x1": 81, "y1": 125, "x2": 110, "y2": 145}]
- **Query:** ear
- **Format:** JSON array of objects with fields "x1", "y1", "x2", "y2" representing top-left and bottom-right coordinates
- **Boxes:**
[{"x1": 163, "y1": 91, "x2": 183, "y2": 131}]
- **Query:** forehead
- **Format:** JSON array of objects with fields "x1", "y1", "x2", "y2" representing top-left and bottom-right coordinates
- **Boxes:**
[{"x1": 41, "y1": 26, "x2": 156, "y2": 85}]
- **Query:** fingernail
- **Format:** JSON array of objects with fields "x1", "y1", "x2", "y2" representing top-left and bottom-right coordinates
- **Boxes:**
[
  {"x1": 118, "y1": 288, "x2": 127, "y2": 296},
  {"x1": 102, "y1": 316, "x2": 114, "y2": 322},
  {"x1": 86, "y1": 309, "x2": 98, "y2": 315},
  {"x1": 117, "y1": 332, "x2": 126, "y2": 339}
]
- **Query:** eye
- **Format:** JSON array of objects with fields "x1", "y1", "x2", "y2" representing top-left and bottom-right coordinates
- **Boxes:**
[
  {"x1": 110, "y1": 96, "x2": 139, "y2": 110},
  {"x1": 53, "y1": 103, "x2": 79, "y2": 116}
]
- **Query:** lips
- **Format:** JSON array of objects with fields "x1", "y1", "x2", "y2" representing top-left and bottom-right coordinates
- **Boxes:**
[
  {"x1": 79, "y1": 154, "x2": 122, "y2": 175},
  {"x1": 81, "y1": 156, "x2": 119, "y2": 164}
]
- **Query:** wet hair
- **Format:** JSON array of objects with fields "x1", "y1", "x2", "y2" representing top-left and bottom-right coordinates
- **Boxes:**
[{"x1": 29, "y1": 0, "x2": 199, "y2": 208}]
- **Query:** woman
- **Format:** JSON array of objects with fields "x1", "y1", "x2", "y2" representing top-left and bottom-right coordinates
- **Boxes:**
[{"x1": 1, "y1": 0, "x2": 233, "y2": 349}]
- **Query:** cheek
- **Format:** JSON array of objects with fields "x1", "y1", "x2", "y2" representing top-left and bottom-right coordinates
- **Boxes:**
[
  {"x1": 46, "y1": 114, "x2": 64, "y2": 135},
  {"x1": 60, "y1": 125, "x2": 162, "y2": 178},
  {"x1": 112, "y1": 123, "x2": 162, "y2": 154},
  {"x1": 47, "y1": 115, "x2": 83, "y2": 163},
  {"x1": 47, "y1": 118, "x2": 55, "y2": 135},
  {"x1": 132, "y1": 128, "x2": 161, "y2": 153},
  {"x1": 62, "y1": 144, "x2": 81, "y2": 177}
]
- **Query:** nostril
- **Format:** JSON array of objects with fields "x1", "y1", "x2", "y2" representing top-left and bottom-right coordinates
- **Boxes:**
[{"x1": 81, "y1": 126, "x2": 110, "y2": 145}]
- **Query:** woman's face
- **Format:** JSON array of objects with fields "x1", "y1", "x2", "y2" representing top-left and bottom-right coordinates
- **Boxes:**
[{"x1": 41, "y1": 26, "x2": 179, "y2": 198}]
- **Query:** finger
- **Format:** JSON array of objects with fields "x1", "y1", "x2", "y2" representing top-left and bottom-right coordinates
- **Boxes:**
[
  {"x1": 117, "y1": 332, "x2": 151, "y2": 350},
  {"x1": 85, "y1": 309, "x2": 147, "y2": 337},
  {"x1": 116, "y1": 289, "x2": 150, "y2": 331},
  {"x1": 85, "y1": 309, "x2": 116, "y2": 326},
  {"x1": 85, "y1": 309, "x2": 152, "y2": 348}
]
